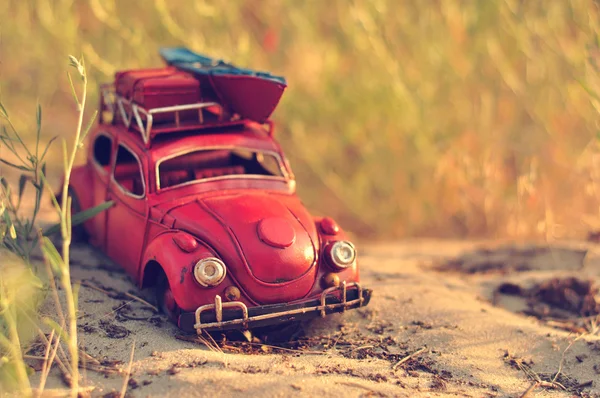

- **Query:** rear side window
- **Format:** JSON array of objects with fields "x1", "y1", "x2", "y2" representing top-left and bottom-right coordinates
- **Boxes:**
[
  {"x1": 93, "y1": 134, "x2": 112, "y2": 170},
  {"x1": 113, "y1": 144, "x2": 145, "y2": 198}
]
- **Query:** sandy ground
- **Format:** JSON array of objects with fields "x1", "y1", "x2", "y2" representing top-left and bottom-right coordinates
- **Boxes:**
[{"x1": 21, "y1": 236, "x2": 600, "y2": 398}]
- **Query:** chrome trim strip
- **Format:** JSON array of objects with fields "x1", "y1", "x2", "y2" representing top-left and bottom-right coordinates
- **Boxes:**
[
  {"x1": 132, "y1": 105, "x2": 148, "y2": 143},
  {"x1": 100, "y1": 84, "x2": 224, "y2": 145},
  {"x1": 195, "y1": 295, "x2": 249, "y2": 329},
  {"x1": 157, "y1": 174, "x2": 289, "y2": 193},
  {"x1": 193, "y1": 282, "x2": 364, "y2": 332},
  {"x1": 117, "y1": 98, "x2": 132, "y2": 129},
  {"x1": 110, "y1": 142, "x2": 147, "y2": 200},
  {"x1": 155, "y1": 146, "x2": 290, "y2": 192},
  {"x1": 147, "y1": 102, "x2": 220, "y2": 114}
]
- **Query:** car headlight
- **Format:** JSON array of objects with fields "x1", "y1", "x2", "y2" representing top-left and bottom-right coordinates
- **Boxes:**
[
  {"x1": 327, "y1": 241, "x2": 356, "y2": 269},
  {"x1": 193, "y1": 257, "x2": 226, "y2": 287}
]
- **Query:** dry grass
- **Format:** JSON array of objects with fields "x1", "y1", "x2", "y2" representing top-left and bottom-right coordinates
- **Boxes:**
[
  {"x1": 2, "y1": 0, "x2": 600, "y2": 239},
  {"x1": 0, "y1": 251, "x2": 43, "y2": 393},
  {"x1": 0, "y1": 55, "x2": 111, "y2": 396}
]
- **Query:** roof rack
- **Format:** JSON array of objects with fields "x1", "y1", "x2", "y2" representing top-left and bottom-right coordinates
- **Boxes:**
[{"x1": 99, "y1": 84, "x2": 251, "y2": 146}]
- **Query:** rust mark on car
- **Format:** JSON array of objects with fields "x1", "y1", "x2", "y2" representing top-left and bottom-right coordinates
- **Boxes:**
[{"x1": 180, "y1": 266, "x2": 188, "y2": 284}]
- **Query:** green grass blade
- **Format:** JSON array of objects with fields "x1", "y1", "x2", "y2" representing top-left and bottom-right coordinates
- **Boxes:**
[
  {"x1": 40, "y1": 236, "x2": 64, "y2": 277},
  {"x1": 42, "y1": 200, "x2": 114, "y2": 237},
  {"x1": 577, "y1": 78, "x2": 600, "y2": 100},
  {"x1": 40, "y1": 163, "x2": 46, "y2": 193},
  {"x1": 0, "y1": 176, "x2": 10, "y2": 193},
  {"x1": 79, "y1": 110, "x2": 98, "y2": 146},
  {"x1": 39, "y1": 136, "x2": 57, "y2": 163},
  {"x1": 66, "y1": 72, "x2": 80, "y2": 108},
  {"x1": 38, "y1": 168, "x2": 61, "y2": 215},
  {"x1": 0, "y1": 158, "x2": 31, "y2": 172},
  {"x1": 17, "y1": 174, "x2": 27, "y2": 208},
  {"x1": 35, "y1": 103, "x2": 42, "y2": 157},
  {"x1": 0, "y1": 101, "x2": 8, "y2": 119},
  {"x1": 42, "y1": 317, "x2": 70, "y2": 344}
]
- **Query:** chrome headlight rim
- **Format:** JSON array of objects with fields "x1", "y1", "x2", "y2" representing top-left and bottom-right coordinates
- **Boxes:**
[
  {"x1": 193, "y1": 257, "x2": 227, "y2": 287},
  {"x1": 328, "y1": 241, "x2": 357, "y2": 269}
]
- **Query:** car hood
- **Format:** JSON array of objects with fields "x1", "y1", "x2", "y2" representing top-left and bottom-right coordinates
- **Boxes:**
[{"x1": 156, "y1": 191, "x2": 319, "y2": 304}]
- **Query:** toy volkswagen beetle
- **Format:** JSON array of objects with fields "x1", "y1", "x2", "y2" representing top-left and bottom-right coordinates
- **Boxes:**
[{"x1": 66, "y1": 48, "x2": 372, "y2": 337}]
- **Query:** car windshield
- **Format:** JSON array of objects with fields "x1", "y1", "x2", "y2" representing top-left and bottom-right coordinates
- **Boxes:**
[{"x1": 157, "y1": 147, "x2": 287, "y2": 190}]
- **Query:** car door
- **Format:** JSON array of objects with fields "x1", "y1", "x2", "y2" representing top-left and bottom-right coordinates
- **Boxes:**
[
  {"x1": 88, "y1": 132, "x2": 114, "y2": 249},
  {"x1": 105, "y1": 141, "x2": 148, "y2": 279}
]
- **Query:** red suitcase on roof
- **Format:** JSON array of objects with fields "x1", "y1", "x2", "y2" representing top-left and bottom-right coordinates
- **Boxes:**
[{"x1": 114, "y1": 68, "x2": 202, "y2": 122}]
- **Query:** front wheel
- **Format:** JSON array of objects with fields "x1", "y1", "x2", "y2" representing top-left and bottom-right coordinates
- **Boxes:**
[
  {"x1": 252, "y1": 321, "x2": 305, "y2": 343},
  {"x1": 155, "y1": 273, "x2": 181, "y2": 323}
]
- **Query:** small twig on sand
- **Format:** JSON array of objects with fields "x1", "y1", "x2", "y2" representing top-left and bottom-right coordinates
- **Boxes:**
[
  {"x1": 552, "y1": 338, "x2": 577, "y2": 384},
  {"x1": 24, "y1": 355, "x2": 49, "y2": 361},
  {"x1": 176, "y1": 332, "x2": 223, "y2": 354},
  {"x1": 336, "y1": 381, "x2": 385, "y2": 397},
  {"x1": 89, "y1": 299, "x2": 136, "y2": 321},
  {"x1": 37, "y1": 330, "x2": 57, "y2": 397},
  {"x1": 82, "y1": 362, "x2": 121, "y2": 376},
  {"x1": 510, "y1": 355, "x2": 566, "y2": 391},
  {"x1": 329, "y1": 331, "x2": 344, "y2": 351},
  {"x1": 23, "y1": 312, "x2": 71, "y2": 375},
  {"x1": 79, "y1": 280, "x2": 158, "y2": 312},
  {"x1": 351, "y1": 345, "x2": 374, "y2": 352},
  {"x1": 79, "y1": 349, "x2": 101, "y2": 365},
  {"x1": 78, "y1": 348, "x2": 121, "y2": 376},
  {"x1": 519, "y1": 382, "x2": 539, "y2": 398},
  {"x1": 119, "y1": 340, "x2": 136, "y2": 398},
  {"x1": 575, "y1": 380, "x2": 593, "y2": 389},
  {"x1": 201, "y1": 330, "x2": 224, "y2": 354},
  {"x1": 175, "y1": 335, "x2": 326, "y2": 355},
  {"x1": 393, "y1": 347, "x2": 427, "y2": 371},
  {"x1": 31, "y1": 387, "x2": 95, "y2": 397},
  {"x1": 538, "y1": 381, "x2": 566, "y2": 390},
  {"x1": 177, "y1": 333, "x2": 222, "y2": 354},
  {"x1": 34, "y1": 328, "x2": 72, "y2": 386},
  {"x1": 37, "y1": 247, "x2": 74, "y2": 376},
  {"x1": 233, "y1": 341, "x2": 326, "y2": 355},
  {"x1": 544, "y1": 320, "x2": 586, "y2": 334}
]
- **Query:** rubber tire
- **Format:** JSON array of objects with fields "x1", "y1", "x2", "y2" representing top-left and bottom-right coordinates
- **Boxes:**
[
  {"x1": 68, "y1": 187, "x2": 88, "y2": 243},
  {"x1": 253, "y1": 321, "x2": 305, "y2": 344},
  {"x1": 155, "y1": 272, "x2": 181, "y2": 323}
]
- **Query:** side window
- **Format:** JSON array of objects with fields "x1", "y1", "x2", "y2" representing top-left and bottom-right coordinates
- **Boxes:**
[
  {"x1": 93, "y1": 134, "x2": 112, "y2": 171},
  {"x1": 113, "y1": 144, "x2": 145, "y2": 198}
]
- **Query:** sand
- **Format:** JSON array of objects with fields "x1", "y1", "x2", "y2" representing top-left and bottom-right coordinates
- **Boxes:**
[{"x1": 20, "y1": 237, "x2": 600, "y2": 397}]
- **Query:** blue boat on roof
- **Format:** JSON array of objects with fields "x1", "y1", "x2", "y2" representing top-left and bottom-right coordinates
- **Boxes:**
[{"x1": 160, "y1": 47, "x2": 287, "y2": 123}]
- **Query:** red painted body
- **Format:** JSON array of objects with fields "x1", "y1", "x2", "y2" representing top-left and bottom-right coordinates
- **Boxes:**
[{"x1": 69, "y1": 61, "x2": 369, "y2": 333}]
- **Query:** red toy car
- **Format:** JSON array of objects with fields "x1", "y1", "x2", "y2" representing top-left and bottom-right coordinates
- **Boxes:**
[{"x1": 67, "y1": 48, "x2": 371, "y2": 337}]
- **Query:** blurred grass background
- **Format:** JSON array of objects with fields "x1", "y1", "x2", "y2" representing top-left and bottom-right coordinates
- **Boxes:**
[{"x1": 1, "y1": 0, "x2": 600, "y2": 240}]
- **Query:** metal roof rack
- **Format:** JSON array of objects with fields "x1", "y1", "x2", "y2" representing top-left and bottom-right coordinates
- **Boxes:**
[{"x1": 99, "y1": 84, "x2": 247, "y2": 146}]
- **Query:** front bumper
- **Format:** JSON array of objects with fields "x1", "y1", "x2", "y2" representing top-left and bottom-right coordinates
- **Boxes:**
[{"x1": 178, "y1": 282, "x2": 372, "y2": 333}]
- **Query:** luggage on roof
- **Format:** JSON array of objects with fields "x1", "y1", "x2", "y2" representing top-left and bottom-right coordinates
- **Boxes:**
[
  {"x1": 99, "y1": 48, "x2": 285, "y2": 147},
  {"x1": 115, "y1": 67, "x2": 202, "y2": 123}
]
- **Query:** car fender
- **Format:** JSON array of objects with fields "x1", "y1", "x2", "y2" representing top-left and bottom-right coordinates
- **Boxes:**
[{"x1": 139, "y1": 231, "x2": 221, "y2": 311}]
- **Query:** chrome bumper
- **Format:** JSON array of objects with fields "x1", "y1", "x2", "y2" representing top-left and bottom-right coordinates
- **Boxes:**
[{"x1": 188, "y1": 281, "x2": 370, "y2": 333}]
